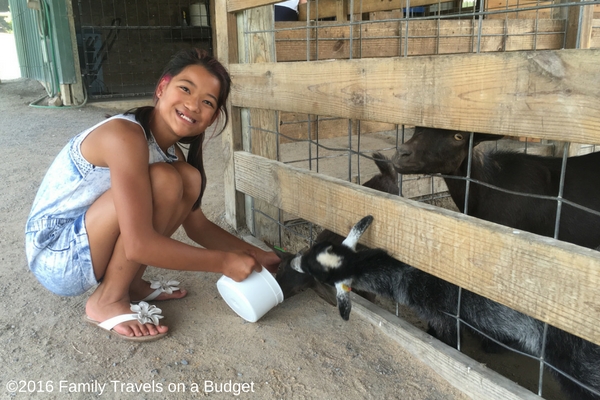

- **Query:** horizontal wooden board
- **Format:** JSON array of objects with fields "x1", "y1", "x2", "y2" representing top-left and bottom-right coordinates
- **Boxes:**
[
  {"x1": 274, "y1": 19, "x2": 566, "y2": 61},
  {"x1": 227, "y1": 0, "x2": 279, "y2": 13},
  {"x1": 485, "y1": 0, "x2": 553, "y2": 19},
  {"x1": 234, "y1": 151, "x2": 600, "y2": 346},
  {"x1": 299, "y1": 0, "x2": 447, "y2": 20},
  {"x1": 229, "y1": 49, "x2": 600, "y2": 143}
]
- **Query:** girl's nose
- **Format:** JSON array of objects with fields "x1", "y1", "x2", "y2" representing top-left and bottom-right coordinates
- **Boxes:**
[{"x1": 185, "y1": 98, "x2": 200, "y2": 112}]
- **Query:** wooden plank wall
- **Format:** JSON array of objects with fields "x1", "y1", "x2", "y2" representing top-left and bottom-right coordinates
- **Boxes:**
[
  {"x1": 218, "y1": 0, "x2": 600, "y2": 356},
  {"x1": 274, "y1": 19, "x2": 567, "y2": 62}
]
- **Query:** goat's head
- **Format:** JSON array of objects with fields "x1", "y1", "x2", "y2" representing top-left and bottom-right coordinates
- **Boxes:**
[
  {"x1": 392, "y1": 127, "x2": 502, "y2": 175},
  {"x1": 273, "y1": 247, "x2": 316, "y2": 299},
  {"x1": 290, "y1": 216, "x2": 374, "y2": 320}
]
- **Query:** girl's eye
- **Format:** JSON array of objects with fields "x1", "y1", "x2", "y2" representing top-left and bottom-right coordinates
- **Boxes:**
[
  {"x1": 454, "y1": 133, "x2": 463, "y2": 141},
  {"x1": 203, "y1": 100, "x2": 215, "y2": 108},
  {"x1": 179, "y1": 86, "x2": 190, "y2": 93}
]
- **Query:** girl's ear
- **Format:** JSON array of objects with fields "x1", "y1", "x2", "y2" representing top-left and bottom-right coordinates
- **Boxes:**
[{"x1": 155, "y1": 77, "x2": 170, "y2": 99}]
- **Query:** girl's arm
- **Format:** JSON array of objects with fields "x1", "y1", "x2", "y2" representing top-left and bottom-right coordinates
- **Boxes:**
[
  {"x1": 182, "y1": 207, "x2": 281, "y2": 273},
  {"x1": 83, "y1": 119, "x2": 261, "y2": 281}
]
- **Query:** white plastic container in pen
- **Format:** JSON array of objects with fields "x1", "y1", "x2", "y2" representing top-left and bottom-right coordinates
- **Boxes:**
[{"x1": 217, "y1": 268, "x2": 284, "y2": 322}]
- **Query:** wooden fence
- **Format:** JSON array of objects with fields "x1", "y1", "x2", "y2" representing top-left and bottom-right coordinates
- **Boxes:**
[{"x1": 212, "y1": 0, "x2": 600, "y2": 397}]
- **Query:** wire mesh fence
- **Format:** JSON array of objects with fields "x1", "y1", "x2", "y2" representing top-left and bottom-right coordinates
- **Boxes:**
[
  {"x1": 72, "y1": 0, "x2": 213, "y2": 100},
  {"x1": 239, "y1": 1, "x2": 600, "y2": 399}
]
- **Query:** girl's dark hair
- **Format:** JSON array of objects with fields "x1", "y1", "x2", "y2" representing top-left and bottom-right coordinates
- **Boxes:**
[{"x1": 126, "y1": 48, "x2": 231, "y2": 210}]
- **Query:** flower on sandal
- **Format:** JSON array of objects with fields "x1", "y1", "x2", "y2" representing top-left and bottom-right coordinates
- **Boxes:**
[
  {"x1": 150, "y1": 280, "x2": 180, "y2": 294},
  {"x1": 130, "y1": 301, "x2": 164, "y2": 325}
]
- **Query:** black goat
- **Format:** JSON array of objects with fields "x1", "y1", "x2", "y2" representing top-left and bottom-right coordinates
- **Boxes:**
[
  {"x1": 276, "y1": 152, "x2": 398, "y2": 301},
  {"x1": 392, "y1": 127, "x2": 600, "y2": 249},
  {"x1": 291, "y1": 216, "x2": 600, "y2": 400}
]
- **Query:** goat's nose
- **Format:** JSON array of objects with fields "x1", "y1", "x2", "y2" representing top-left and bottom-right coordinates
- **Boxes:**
[{"x1": 396, "y1": 147, "x2": 412, "y2": 158}]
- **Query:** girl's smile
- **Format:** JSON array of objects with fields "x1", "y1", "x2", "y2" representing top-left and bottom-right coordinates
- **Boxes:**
[{"x1": 176, "y1": 109, "x2": 196, "y2": 124}]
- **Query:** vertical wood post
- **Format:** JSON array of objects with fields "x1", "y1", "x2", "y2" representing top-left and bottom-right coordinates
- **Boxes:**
[
  {"x1": 565, "y1": 0, "x2": 594, "y2": 49},
  {"x1": 214, "y1": 0, "x2": 246, "y2": 230},
  {"x1": 240, "y1": 6, "x2": 281, "y2": 244},
  {"x1": 551, "y1": 0, "x2": 594, "y2": 156}
]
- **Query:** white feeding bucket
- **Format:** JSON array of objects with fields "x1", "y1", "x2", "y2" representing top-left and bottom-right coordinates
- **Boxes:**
[{"x1": 217, "y1": 268, "x2": 284, "y2": 322}]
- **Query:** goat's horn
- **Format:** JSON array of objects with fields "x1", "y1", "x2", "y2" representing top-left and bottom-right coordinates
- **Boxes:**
[
  {"x1": 341, "y1": 215, "x2": 374, "y2": 250},
  {"x1": 290, "y1": 255, "x2": 304, "y2": 273}
]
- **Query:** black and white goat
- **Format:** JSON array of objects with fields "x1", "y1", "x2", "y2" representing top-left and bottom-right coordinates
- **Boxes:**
[
  {"x1": 276, "y1": 152, "x2": 398, "y2": 301},
  {"x1": 290, "y1": 216, "x2": 600, "y2": 400}
]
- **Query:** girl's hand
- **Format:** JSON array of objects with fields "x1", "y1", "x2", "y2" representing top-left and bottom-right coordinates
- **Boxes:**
[
  {"x1": 247, "y1": 249, "x2": 281, "y2": 274},
  {"x1": 221, "y1": 252, "x2": 262, "y2": 282}
]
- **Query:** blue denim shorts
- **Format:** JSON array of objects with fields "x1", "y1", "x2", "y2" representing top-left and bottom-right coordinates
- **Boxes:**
[{"x1": 25, "y1": 214, "x2": 98, "y2": 296}]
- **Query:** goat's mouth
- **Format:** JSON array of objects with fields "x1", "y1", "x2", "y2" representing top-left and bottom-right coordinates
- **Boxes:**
[{"x1": 391, "y1": 161, "x2": 425, "y2": 174}]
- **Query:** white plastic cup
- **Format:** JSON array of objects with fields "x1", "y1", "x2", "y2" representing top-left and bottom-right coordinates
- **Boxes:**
[{"x1": 217, "y1": 268, "x2": 284, "y2": 322}]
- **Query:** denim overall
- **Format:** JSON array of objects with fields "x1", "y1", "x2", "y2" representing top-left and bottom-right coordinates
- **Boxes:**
[{"x1": 25, "y1": 114, "x2": 177, "y2": 296}]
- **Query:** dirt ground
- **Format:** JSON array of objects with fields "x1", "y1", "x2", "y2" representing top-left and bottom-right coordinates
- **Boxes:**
[{"x1": 0, "y1": 78, "x2": 478, "y2": 399}]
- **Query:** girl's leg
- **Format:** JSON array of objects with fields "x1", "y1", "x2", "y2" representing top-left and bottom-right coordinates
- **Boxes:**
[
  {"x1": 128, "y1": 162, "x2": 200, "y2": 301},
  {"x1": 85, "y1": 162, "x2": 200, "y2": 338}
]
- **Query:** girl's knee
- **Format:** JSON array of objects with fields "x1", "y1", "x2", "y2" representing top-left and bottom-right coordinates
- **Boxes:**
[
  {"x1": 172, "y1": 162, "x2": 202, "y2": 204},
  {"x1": 148, "y1": 163, "x2": 184, "y2": 203},
  {"x1": 148, "y1": 162, "x2": 200, "y2": 207}
]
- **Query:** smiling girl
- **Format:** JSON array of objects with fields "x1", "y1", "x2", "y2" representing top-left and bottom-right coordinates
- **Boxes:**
[{"x1": 25, "y1": 49, "x2": 280, "y2": 341}]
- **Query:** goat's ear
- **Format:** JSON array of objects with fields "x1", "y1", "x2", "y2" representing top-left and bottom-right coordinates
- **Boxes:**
[
  {"x1": 341, "y1": 215, "x2": 374, "y2": 250},
  {"x1": 290, "y1": 255, "x2": 304, "y2": 273},
  {"x1": 473, "y1": 133, "x2": 503, "y2": 146},
  {"x1": 335, "y1": 282, "x2": 352, "y2": 320}
]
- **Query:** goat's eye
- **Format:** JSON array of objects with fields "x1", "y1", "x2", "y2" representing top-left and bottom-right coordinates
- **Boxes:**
[{"x1": 454, "y1": 133, "x2": 463, "y2": 141}]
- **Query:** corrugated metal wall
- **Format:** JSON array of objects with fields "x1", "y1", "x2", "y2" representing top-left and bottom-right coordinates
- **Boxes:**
[{"x1": 9, "y1": 0, "x2": 76, "y2": 97}]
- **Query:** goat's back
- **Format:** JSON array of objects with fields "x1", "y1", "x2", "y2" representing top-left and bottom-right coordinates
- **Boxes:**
[{"x1": 452, "y1": 150, "x2": 600, "y2": 248}]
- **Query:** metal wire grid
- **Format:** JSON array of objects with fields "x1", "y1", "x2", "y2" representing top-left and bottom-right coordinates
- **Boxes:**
[
  {"x1": 73, "y1": 0, "x2": 212, "y2": 100},
  {"x1": 240, "y1": 1, "x2": 600, "y2": 398},
  {"x1": 268, "y1": 1, "x2": 599, "y2": 61}
]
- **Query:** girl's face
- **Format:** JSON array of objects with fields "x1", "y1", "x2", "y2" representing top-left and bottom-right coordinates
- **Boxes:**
[{"x1": 155, "y1": 64, "x2": 221, "y2": 140}]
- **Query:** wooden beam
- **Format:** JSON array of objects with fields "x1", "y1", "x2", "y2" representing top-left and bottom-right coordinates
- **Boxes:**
[
  {"x1": 565, "y1": 0, "x2": 595, "y2": 49},
  {"x1": 485, "y1": 0, "x2": 553, "y2": 19},
  {"x1": 230, "y1": 49, "x2": 600, "y2": 143},
  {"x1": 240, "y1": 6, "x2": 281, "y2": 243},
  {"x1": 227, "y1": 0, "x2": 280, "y2": 13},
  {"x1": 214, "y1": 0, "x2": 246, "y2": 230},
  {"x1": 299, "y1": 0, "x2": 445, "y2": 21},
  {"x1": 352, "y1": 294, "x2": 541, "y2": 400},
  {"x1": 234, "y1": 151, "x2": 600, "y2": 346}
]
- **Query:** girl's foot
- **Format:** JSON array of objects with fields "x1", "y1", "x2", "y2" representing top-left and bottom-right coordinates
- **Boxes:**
[
  {"x1": 129, "y1": 279, "x2": 188, "y2": 302},
  {"x1": 86, "y1": 285, "x2": 169, "y2": 339}
]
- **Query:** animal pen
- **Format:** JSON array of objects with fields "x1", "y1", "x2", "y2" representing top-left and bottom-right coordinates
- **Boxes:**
[{"x1": 213, "y1": 0, "x2": 600, "y2": 399}]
